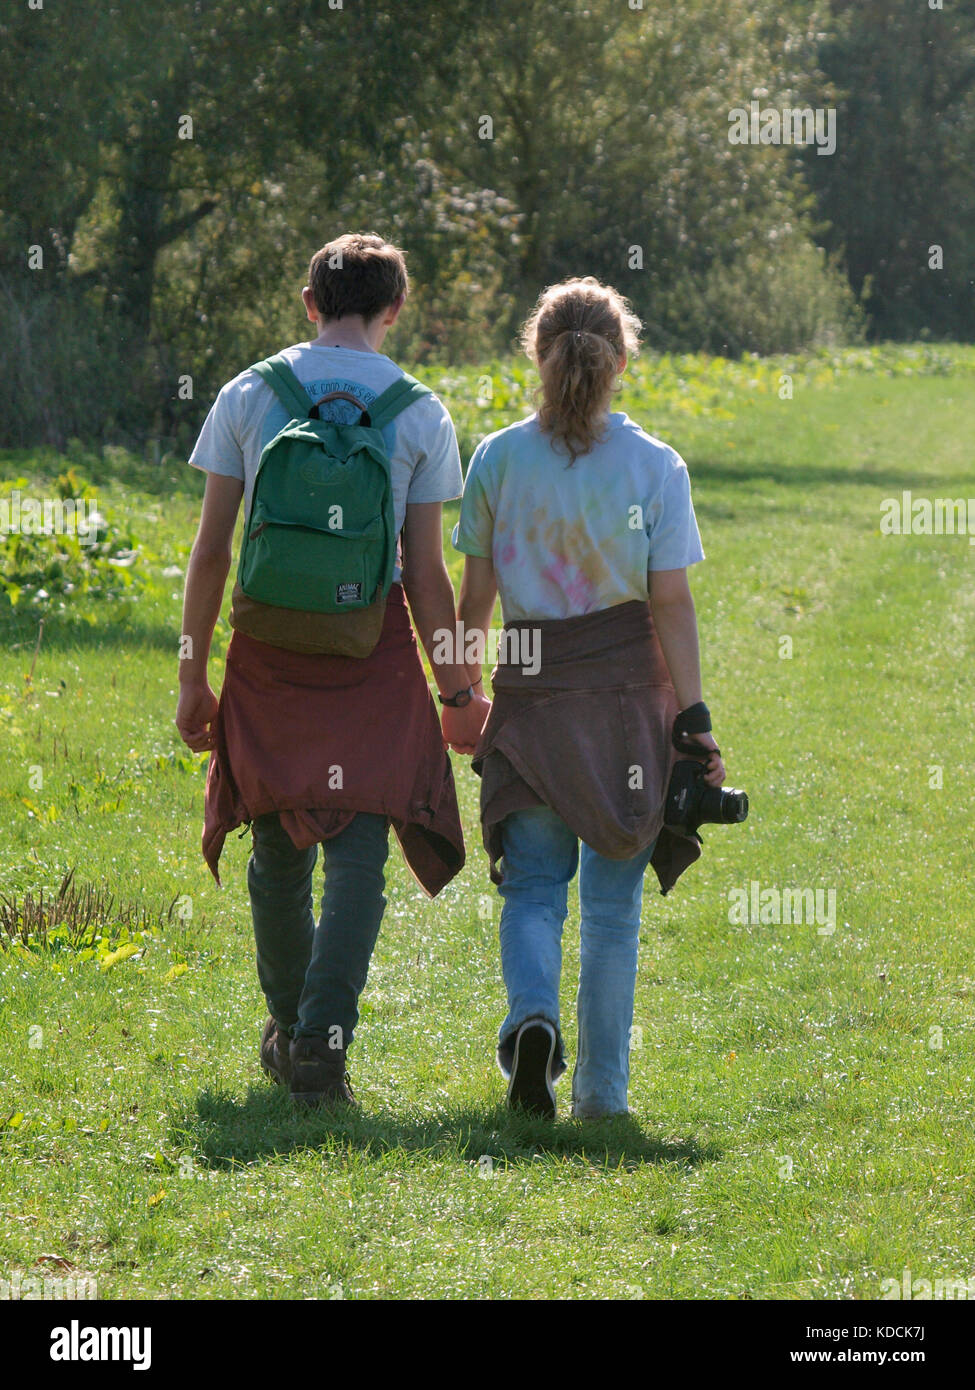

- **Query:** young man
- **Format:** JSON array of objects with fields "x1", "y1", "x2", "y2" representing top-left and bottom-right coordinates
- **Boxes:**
[{"x1": 175, "y1": 233, "x2": 489, "y2": 1106}]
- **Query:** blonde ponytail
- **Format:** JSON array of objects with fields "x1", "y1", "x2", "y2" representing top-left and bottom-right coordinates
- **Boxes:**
[{"x1": 520, "y1": 277, "x2": 641, "y2": 464}]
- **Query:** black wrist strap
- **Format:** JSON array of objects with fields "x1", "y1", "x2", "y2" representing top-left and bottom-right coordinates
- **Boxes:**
[
  {"x1": 438, "y1": 685, "x2": 473, "y2": 707},
  {"x1": 672, "y1": 701, "x2": 719, "y2": 759}
]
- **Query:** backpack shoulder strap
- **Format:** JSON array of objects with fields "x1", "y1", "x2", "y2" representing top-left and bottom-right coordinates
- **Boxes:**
[
  {"x1": 248, "y1": 355, "x2": 313, "y2": 420},
  {"x1": 368, "y1": 373, "x2": 433, "y2": 431}
]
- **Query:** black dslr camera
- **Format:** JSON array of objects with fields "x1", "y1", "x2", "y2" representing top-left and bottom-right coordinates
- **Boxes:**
[{"x1": 663, "y1": 702, "x2": 748, "y2": 837}]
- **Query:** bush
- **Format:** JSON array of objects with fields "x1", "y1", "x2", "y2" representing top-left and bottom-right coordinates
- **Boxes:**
[
  {"x1": 661, "y1": 234, "x2": 866, "y2": 357},
  {"x1": 0, "y1": 466, "x2": 147, "y2": 623}
]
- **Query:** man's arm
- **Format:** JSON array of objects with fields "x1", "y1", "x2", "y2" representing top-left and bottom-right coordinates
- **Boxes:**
[
  {"x1": 648, "y1": 566, "x2": 725, "y2": 786},
  {"x1": 400, "y1": 501, "x2": 490, "y2": 753},
  {"x1": 175, "y1": 472, "x2": 243, "y2": 751}
]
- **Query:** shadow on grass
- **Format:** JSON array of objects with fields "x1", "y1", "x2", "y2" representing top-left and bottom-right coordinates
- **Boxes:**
[
  {"x1": 176, "y1": 1084, "x2": 722, "y2": 1174},
  {"x1": 0, "y1": 611, "x2": 182, "y2": 656},
  {"x1": 688, "y1": 455, "x2": 975, "y2": 495}
]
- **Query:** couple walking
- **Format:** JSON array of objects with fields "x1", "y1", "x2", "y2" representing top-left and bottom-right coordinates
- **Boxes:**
[{"x1": 175, "y1": 232, "x2": 725, "y2": 1120}]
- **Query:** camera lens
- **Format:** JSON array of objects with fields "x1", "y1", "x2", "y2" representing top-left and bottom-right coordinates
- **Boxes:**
[{"x1": 720, "y1": 789, "x2": 749, "y2": 823}]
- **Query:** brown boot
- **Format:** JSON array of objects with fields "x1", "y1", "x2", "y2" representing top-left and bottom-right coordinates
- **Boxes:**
[
  {"x1": 289, "y1": 1035, "x2": 356, "y2": 1109},
  {"x1": 260, "y1": 1017, "x2": 293, "y2": 1087}
]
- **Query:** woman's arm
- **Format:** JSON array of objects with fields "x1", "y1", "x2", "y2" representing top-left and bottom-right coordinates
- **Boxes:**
[
  {"x1": 649, "y1": 567, "x2": 725, "y2": 786},
  {"x1": 456, "y1": 554, "x2": 499, "y2": 690},
  {"x1": 401, "y1": 502, "x2": 491, "y2": 754}
]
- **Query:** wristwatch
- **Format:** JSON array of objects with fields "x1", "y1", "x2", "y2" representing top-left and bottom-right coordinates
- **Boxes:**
[{"x1": 438, "y1": 685, "x2": 475, "y2": 708}]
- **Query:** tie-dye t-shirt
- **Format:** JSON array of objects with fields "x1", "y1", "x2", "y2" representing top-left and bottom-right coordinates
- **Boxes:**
[{"x1": 452, "y1": 411, "x2": 704, "y2": 621}]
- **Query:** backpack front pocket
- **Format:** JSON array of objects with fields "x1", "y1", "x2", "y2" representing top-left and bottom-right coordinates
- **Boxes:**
[{"x1": 240, "y1": 514, "x2": 384, "y2": 612}]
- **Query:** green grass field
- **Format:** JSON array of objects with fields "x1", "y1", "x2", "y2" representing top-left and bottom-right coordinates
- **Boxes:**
[{"x1": 1, "y1": 345, "x2": 973, "y2": 1300}]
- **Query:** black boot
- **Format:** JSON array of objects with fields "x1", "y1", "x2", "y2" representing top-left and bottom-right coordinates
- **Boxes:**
[
  {"x1": 260, "y1": 1017, "x2": 293, "y2": 1087},
  {"x1": 289, "y1": 1035, "x2": 356, "y2": 1109},
  {"x1": 506, "y1": 1017, "x2": 559, "y2": 1119}
]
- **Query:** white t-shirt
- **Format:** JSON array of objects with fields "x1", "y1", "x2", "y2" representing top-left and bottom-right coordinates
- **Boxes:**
[
  {"x1": 189, "y1": 343, "x2": 463, "y2": 581},
  {"x1": 453, "y1": 411, "x2": 704, "y2": 621}
]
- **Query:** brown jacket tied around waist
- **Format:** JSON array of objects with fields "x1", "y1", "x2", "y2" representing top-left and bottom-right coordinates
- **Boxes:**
[
  {"x1": 202, "y1": 583, "x2": 465, "y2": 897},
  {"x1": 471, "y1": 598, "x2": 702, "y2": 894}
]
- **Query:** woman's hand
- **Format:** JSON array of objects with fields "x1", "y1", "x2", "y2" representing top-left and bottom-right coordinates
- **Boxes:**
[
  {"x1": 686, "y1": 730, "x2": 726, "y2": 787},
  {"x1": 176, "y1": 681, "x2": 219, "y2": 752},
  {"x1": 442, "y1": 693, "x2": 492, "y2": 756}
]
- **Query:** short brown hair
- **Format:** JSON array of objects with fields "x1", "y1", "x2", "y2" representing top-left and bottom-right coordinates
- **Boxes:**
[
  {"x1": 308, "y1": 233, "x2": 409, "y2": 323},
  {"x1": 521, "y1": 276, "x2": 641, "y2": 464}
]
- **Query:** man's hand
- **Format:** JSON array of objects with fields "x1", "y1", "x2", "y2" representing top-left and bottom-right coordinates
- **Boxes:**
[
  {"x1": 686, "y1": 730, "x2": 726, "y2": 787},
  {"x1": 442, "y1": 694, "x2": 491, "y2": 756},
  {"x1": 176, "y1": 681, "x2": 219, "y2": 752}
]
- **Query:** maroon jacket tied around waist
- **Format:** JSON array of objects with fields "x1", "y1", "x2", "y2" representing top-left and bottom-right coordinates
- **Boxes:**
[
  {"x1": 202, "y1": 584, "x2": 465, "y2": 896},
  {"x1": 471, "y1": 598, "x2": 702, "y2": 894}
]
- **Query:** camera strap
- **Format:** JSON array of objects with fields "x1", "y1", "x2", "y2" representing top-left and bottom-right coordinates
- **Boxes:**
[{"x1": 672, "y1": 700, "x2": 720, "y2": 759}]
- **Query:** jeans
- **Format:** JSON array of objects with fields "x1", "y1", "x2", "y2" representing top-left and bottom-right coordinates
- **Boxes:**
[
  {"x1": 497, "y1": 805, "x2": 656, "y2": 1116},
  {"x1": 247, "y1": 810, "x2": 390, "y2": 1047}
]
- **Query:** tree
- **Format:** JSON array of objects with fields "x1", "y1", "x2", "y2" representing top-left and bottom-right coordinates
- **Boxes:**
[{"x1": 807, "y1": 0, "x2": 975, "y2": 339}]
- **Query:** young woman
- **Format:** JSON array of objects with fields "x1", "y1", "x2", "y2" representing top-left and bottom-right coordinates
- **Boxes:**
[{"x1": 452, "y1": 276, "x2": 727, "y2": 1120}]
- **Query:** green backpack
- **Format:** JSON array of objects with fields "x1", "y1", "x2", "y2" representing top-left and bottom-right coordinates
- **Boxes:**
[{"x1": 236, "y1": 354, "x2": 431, "y2": 616}]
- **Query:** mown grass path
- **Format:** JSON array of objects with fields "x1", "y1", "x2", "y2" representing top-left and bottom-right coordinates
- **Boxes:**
[{"x1": 0, "y1": 351, "x2": 972, "y2": 1298}]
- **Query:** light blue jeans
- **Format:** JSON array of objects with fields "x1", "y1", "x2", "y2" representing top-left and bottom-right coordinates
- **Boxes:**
[{"x1": 497, "y1": 805, "x2": 656, "y2": 1116}]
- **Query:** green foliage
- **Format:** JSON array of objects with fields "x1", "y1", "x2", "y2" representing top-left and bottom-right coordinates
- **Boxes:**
[
  {"x1": 0, "y1": 868, "x2": 190, "y2": 962},
  {"x1": 0, "y1": 0, "x2": 902, "y2": 448},
  {"x1": 0, "y1": 469, "x2": 147, "y2": 621},
  {"x1": 662, "y1": 235, "x2": 867, "y2": 356},
  {"x1": 0, "y1": 279, "x2": 146, "y2": 449},
  {"x1": 807, "y1": 0, "x2": 975, "y2": 340},
  {"x1": 434, "y1": 341, "x2": 975, "y2": 463}
]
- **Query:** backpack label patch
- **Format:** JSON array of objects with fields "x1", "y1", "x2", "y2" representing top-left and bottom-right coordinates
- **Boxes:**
[{"x1": 335, "y1": 581, "x2": 363, "y2": 605}]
